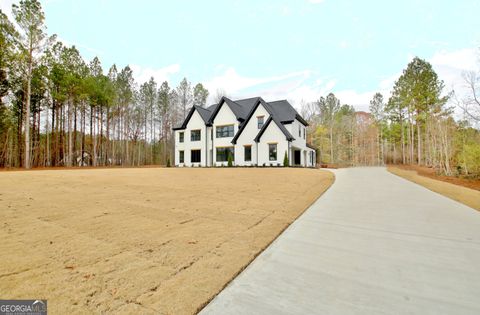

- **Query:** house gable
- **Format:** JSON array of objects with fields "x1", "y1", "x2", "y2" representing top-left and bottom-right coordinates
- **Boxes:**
[
  {"x1": 232, "y1": 99, "x2": 269, "y2": 144},
  {"x1": 207, "y1": 97, "x2": 245, "y2": 125},
  {"x1": 256, "y1": 118, "x2": 290, "y2": 166},
  {"x1": 211, "y1": 99, "x2": 238, "y2": 126},
  {"x1": 254, "y1": 113, "x2": 295, "y2": 143},
  {"x1": 185, "y1": 109, "x2": 205, "y2": 130},
  {"x1": 173, "y1": 106, "x2": 210, "y2": 131}
]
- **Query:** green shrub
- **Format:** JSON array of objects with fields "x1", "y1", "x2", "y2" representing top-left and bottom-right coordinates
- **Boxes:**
[
  {"x1": 227, "y1": 153, "x2": 233, "y2": 167},
  {"x1": 167, "y1": 158, "x2": 171, "y2": 167},
  {"x1": 283, "y1": 151, "x2": 289, "y2": 167}
]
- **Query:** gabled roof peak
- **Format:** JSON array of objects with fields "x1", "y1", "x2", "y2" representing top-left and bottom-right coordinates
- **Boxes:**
[{"x1": 173, "y1": 96, "x2": 308, "y2": 131}]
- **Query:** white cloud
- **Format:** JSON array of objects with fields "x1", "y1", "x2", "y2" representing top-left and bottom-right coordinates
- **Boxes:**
[
  {"x1": 0, "y1": 0, "x2": 16, "y2": 21},
  {"x1": 339, "y1": 40, "x2": 349, "y2": 49},
  {"x1": 379, "y1": 73, "x2": 400, "y2": 91},
  {"x1": 259, "y1": 79, "x2": 336, "y2": 104},
  {"x1": 334, "y1": 90, "x2": 378, "y2": 112},
  {"x1": 130, "y1": 64, "x2": 181, "y2": 86},
  {"x1": 429, "y1": 48, "x2": 479, "y2": 95},
  {"x1": 430, "y1": 48, "x2": 478, "y2": 70},
  {"x1": 204, "y1": 67, "x2": 311, "y2": 99},
  {"x1": 56, "y1": 36, "x2": 105, "y2": 59}
]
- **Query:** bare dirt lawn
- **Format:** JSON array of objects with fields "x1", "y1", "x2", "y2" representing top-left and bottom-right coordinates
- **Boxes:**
[
  {"x1": 389, "y1": 164, "x2": 480, "y2": 191},
  {"x1": 0, "y1": 168, "x2": 333, "y2": 314},
  {"x1": 388, "y1": 166, "x2": 480, "y2": 211}
]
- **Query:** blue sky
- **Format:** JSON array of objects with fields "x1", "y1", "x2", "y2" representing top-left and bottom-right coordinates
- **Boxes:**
[{"x1": 2, "y1": 0, "x2": 479, "y2": 110}]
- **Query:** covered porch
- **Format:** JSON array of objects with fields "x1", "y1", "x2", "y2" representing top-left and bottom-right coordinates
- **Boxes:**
[{"x1": 290, "y1": 146, "x2": 316, "y2": 167}]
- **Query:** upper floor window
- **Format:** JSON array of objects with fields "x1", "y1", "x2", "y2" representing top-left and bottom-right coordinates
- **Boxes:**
[
  {"x1": 191, "y1": 130, "x2": 201, "y2": 141},
  {"x1": 269, "y1": 143, "x2": 277, "y2": 161},
  {"x1": 298, "y1": 125, "x2": 301, "y2": 137},
  {"x1": 257, "y1": 116, "x2": 264, "y2": 129},
  {"x1": 303, "y1": 127, "x2": 306, "y2": 139},
  {"x1": 179, "y1": 132, "x2": 184, "y2": 143},
  {"x1": 216, "y1": 125, "x2": 234, "y2": 138}
]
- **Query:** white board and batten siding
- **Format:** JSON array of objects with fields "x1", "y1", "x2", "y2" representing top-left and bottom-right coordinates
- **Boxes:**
[
  {"x1": 175, "y1": 110, "x2": 207, "y2": 167},
  {"x1": 212, "y1": 104, "x2": 239, "y2": 167},
  {"x1": 235, "y1": 102, "x2": 270, "y2": 165},
  {"x1": 257, "y1": 121, "x2": 289, "y2": 167},
  {"x1": 285, "y1": 119, "x2": 309, "y2": 167},
  {"x1": 174, "y1": 98, "x2": 316, "y2": 167}
]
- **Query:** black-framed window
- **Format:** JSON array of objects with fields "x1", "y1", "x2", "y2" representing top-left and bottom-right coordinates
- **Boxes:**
[
  {"x1": 244, "y1": 146, "x2": 252, "y2": 162},
  {"x1": 191, "y1": 149, "x2": 201, "y2": 163},
  {"x1": 257, "y1": 116, "x2": 264, "y2": 129},
  {"x1": 216, "y1": 125, "x2": 234, "y2": 138},
  {"x1": 216, "y1": 147, "x2": 234, "y2": 162},
  {"x1": 303, "y1": 127, "x2": 306, "y2": 139},
  {"x1": 298, "y1": 125, "x2": 301, "y2": 137},
  {"x1": 179, "y1": 150, "x2": 184, "y2": 163},
  {"x1": 269, "y1": 143, "x2": 277, "y2": 161},
  {"x1": 191, "y1": 130, "x2": 201, "y2": 141},
  {"x1": 179, "y1": 132, "x2": 184, "y2": 143}
]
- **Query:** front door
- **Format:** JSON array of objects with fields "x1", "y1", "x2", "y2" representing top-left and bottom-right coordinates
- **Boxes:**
[{"x1": 294, "y1": 150, "x2": 301, "y2": 165}]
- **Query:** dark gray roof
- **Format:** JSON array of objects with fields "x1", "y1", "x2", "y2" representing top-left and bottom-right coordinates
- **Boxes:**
[
  {"x1": 267, "y1": 100, "x2": 308, "y2": 125},
  {"x1": 173, "y1": 96, "x2": 307, "y2": 140},
  {"x1": 234, "y1": 97, "x2": 260, "y2": 120},
  {"x1": 194, "y1": 105, "x2": 212, "y2": 123},
  {"x1": 260, "y1": 100, "x2": 295, "y2": 142},
  {"x1": 253, "y1": 115, "x2": 295, "y2": 143}
]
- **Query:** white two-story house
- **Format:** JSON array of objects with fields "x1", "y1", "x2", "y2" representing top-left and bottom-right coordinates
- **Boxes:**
[{"x1": 173, "y1": 96, "x2": 316, "y2": 167}]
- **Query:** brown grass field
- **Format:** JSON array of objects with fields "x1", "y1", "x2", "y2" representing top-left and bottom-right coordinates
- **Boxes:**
[
  {"x1": 388, "y1": 166, "x2": 480, "y2": 211},
  {"x1": 0, "y1": 168, "x2": 334, "y2": 314}
]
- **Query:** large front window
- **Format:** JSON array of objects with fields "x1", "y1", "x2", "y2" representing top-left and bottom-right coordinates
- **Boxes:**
[
  {"x1": 216, "y1": 147, "x2": 234, "y2": 162},
  {"x1": 191, "y1": 130, "x2": 201, "y2": 141},
  {"x1": 216, "y1": 125, "x2": 234, "y2": 138},
  {"x1": 191, "y1": 149, "x2": 201, "y2": 163},
  {"x1": 269, "y1": 143, "x2": 277, "y2": 161}
]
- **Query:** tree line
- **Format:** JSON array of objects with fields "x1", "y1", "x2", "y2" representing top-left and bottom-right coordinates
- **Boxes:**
[
  {"x1": 302, "y1": 56, "x2": 480, "y2": 177},
  {"x1": 0, "y1": 0, "x2": 210, "y2": 168},
  {"x1": 1, "y1": 1, "x2": 479, "y2": 177}
]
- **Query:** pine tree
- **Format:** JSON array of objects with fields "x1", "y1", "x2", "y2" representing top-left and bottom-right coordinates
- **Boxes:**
[
  {"x1": 13, "y1": 0, "x2": 54, "y2": 168},
  {"x1": 193, "y1": 83, "x2": 209, "y2": 107}
]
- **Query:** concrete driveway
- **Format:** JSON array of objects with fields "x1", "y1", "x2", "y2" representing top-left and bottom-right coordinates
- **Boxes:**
[{"x1": 200, "y1": 167, "x2": 480, "y2": 315}]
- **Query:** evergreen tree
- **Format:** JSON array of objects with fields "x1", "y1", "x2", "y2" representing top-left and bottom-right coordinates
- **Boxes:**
[
  {"x1": 193, "y1": 83, "x2": 209, "y2": 107},
  {"x1": 13, "y1": 0, "x2": 54, "y2": 168},
  {"x1": 283, "y1": 151, "x2": 289, "y2": 167}
]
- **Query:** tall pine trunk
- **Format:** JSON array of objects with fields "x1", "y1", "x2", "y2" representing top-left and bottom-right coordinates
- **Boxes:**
[
  {"x1": 24, "y1": 54, "x2": 32, "y2": 169},
  {"x1": 67, "y1": 99, "x2": 73, "y2": 167}
]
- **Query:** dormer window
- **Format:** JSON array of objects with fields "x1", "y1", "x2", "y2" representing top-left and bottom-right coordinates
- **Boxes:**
[{"x1": 257, "y1": 116, "x2": 264, "y2": 129}]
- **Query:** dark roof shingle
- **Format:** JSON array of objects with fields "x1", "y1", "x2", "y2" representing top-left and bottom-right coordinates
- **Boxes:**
[{"x1": 173, "y1": 97, "x2": 307, "y2": 136}]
